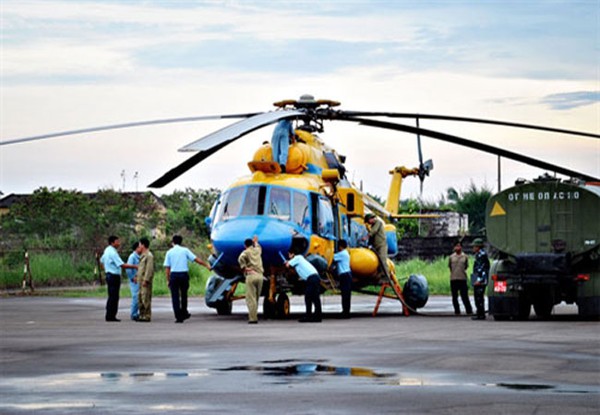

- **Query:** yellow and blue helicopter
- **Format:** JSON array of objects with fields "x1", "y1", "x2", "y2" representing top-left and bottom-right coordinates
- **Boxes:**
[
  {"x1": 4, "y1": 94, "x2": 598, "y2": 317},
  {"x1": 145, "y1": 94, "x2": 600, "y2": 317}
]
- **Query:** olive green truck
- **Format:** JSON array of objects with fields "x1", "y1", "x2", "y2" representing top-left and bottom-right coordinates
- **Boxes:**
[{"x1": 486, "y1": 178, "x2": 600, "y2": 320}]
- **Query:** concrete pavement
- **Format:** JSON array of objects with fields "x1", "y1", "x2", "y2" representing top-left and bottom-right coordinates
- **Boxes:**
[{"x1": 0, "y1": 295, "x2": 598, "y2": 414}]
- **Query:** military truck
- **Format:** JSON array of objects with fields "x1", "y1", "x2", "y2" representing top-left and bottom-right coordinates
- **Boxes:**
[{"x1": 486, "y1": 176, "x2": 600, "y2": 320}]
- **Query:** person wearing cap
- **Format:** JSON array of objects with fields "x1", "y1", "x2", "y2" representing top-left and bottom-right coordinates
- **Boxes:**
[
  {"x1": 136, "y1": 237, "x2": 155, "y2": 322},
  {"x1": 470, "y1": 238, "x2": 490, "y2": 320},
  {"x1": 364, "y1": 213, "x2": 390, "y2": 284}
]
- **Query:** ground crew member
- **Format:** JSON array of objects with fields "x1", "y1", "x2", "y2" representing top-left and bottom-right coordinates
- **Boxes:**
[
  {"x1": 271, "y1": 119, "x2": 294, "y2": 172},
  {"x1": 471, "y1": 238, "x2": 490, "y2": 320},
  {"x1": 448, "y1": 243, "x2": 473, "y2": 315},
  {"x1": 238, "y1": 235, "x2": 264, "y2": 324},
  {"x1": 285, "y1": 250, "x2": 322, "y2": 323},
  {"x1": 126, "y1": 241, "x2": 143, "y2": 321},
  {"x1": 164, "y1": 235, "x2": 211, "y2": 323},
  {"x1": 100, "y1": 235, "x2": 138, "y2": 322},
  {"x1": 364, "y1": 213, "x2": 390, "y2": 283},
  {"x1": 136, "y1": 237, "x2": 154, "y2": 322},
  {"x1": 332, "y1": 239, "x2": 352, "y2": 319}
]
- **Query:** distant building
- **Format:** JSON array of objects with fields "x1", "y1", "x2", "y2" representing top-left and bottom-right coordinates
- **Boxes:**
[{"x1": 423, "y1": 211, "x2": 469, "y2": 237}]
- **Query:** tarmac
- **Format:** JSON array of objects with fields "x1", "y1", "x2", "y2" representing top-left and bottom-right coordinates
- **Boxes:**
[{"x1": 0, "y1": 294, "x2": 599, "y2": 414}]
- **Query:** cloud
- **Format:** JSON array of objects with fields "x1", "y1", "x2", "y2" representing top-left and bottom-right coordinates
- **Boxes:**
[
  {"x1": 540, "y1": 91, "x2": 600, "y2": 110},
  {"x1": 2, "y1": 0, "x2": 597, "y2": 84}
]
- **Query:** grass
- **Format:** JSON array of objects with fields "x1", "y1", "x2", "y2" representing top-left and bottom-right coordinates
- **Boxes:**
[{"x1": 1, "y1": 251, "x2": 470, "y2": 297}]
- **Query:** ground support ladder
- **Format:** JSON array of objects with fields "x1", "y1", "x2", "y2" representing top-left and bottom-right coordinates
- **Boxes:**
[{"x1": 372, "y1": 272, "x2": 410, "y2": 317}]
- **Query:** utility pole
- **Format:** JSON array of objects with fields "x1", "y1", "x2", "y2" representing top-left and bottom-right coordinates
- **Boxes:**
[
  {"x1": 133, "y1": 171, "x2": 139, "y2": 192},
  {"x1": 497, "y1": 155, "x2": 502, "y2": 192},
  {"x1": 120, "y1": 170, "x2": 126, "y2": 192}
]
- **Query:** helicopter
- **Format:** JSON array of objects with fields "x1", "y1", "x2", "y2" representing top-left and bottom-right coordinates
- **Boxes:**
[{"x1": 3, "y1": 94, "x2": 599, "y2": 317}]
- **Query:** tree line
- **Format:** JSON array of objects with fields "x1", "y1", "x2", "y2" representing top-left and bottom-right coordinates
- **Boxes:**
[{"x1": 0, "y1": 183, "x2": 491, "y2": 251}]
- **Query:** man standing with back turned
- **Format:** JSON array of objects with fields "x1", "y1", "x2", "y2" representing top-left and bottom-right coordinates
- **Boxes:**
[
  {"x1": 238, "y1": 235, "x2": 264, "y2": 324},
  {"x1": 164, "y1": 235, "x2": 211, "y2": 323}
]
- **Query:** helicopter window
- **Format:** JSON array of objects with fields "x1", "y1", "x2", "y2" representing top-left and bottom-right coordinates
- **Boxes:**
[
  {"x1": 241, "y1": 185, "x2": 265, "y2": 216},
  {"x1": 216, "y1": 187, "x2": 245, "y2": 222},
  {"x1": 317, "y1": 197, "x2": 335, "y2": 239},
  {"x1": 292, "y1": 191, "x2": 310, "y2": 230},
  {"x1": 268, "y1": 187, "x2": 291, "y2": 221}
]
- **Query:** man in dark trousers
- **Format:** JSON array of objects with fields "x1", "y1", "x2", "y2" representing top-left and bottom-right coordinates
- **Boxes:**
[
  {"x1": 163, "y1": 235, "x2": 211, "y2": 323},
  {"x1": 332, "y1": 239, "x2": 352, "y2": 318},
  {"x1": 448, "y1": 243, "x2": 473, "y2": 315},
  {"x1": 100, "y1": 235, "x2": 138, "y2": 322},
  {"x1": 285, "y1": 250, "x2": 322, "y2": 323},
  {"x1": 471, "y1": 238, "x2": 490, "y2": 320}
]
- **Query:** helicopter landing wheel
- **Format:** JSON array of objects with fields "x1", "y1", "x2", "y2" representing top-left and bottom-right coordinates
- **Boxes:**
[
  {"x1": 276, "y1": 293, "x2": 290, "y2": 319},
  {"x1": 215, "y1": 300, "x2": 232, "y2": 316},
  {"x1": 263, "y1": 296, "x2": 276, "y2": 320}
]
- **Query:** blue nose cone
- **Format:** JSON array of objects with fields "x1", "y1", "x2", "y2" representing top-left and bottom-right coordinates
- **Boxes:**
[{"x1": 211, "y1": 217, "x2": 296, "y2": 268}]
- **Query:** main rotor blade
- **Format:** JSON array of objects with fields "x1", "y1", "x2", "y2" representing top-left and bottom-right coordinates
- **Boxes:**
[
  {"x1": 149, "y1": 109, "x2": 305, "y2": 188},
  {"x1": 179, "y1": 109, "x2": 305, "y2": 152},
  {"x1": 348, "y1": 117, "x2": 599, "y2": 182},
  {"x1": 148, "y1": 141, "x2": 232, "y2": 188},
  {"x1": 0, "y1": 113, "x2": 259, "y2": 146},
  {"x1": 339, "y1": 111, "x2": 600, "y2": 139}
]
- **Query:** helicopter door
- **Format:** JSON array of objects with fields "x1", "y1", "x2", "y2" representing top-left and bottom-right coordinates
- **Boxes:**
[{"x1": 316, "y1": 196, "x2": 335, "y2": 240}]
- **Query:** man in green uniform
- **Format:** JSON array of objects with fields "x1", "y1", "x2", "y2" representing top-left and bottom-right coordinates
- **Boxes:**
[
  {"x1": 238, "y1": 235, "x2": 264, "y2": 324},
  {"x1": 137, "y1": 237, "x2": 155, "y2": 322},
  {"x1": 365, "y1": 213, "x2": 391, "y2": 283}
]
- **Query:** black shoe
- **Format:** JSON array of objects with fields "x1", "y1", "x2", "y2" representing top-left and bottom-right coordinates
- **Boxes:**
[
  {"x1": 339, "y1": 313, "x2": 351, "y2": 319},
  {"x1": 106, "y1": 318, "x2": 121, "y2": 322},
  {"x1": 472, "y1": 315, "x2": 486, "y2": 320},
  {"x1": 183, "y1": 313, "x2": 191, "y2": 320},
  {"x1": 175, "y1": 319, "x2": 184, "y2": 323},
  {"x1": 298, "y1": 317, "x2": 311, "y2": 323},
  {"x1": 454, "y1": 311, "x2": 461, "y2": 315},
  {"x1": 248, "y1": 321, "x2": 258, "y2": 325},
  {"x1": 136, "y1": 318, "x2": 150, "y2": 322}
]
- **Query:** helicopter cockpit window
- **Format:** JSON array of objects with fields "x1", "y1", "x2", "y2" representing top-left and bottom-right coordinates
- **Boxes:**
[
  {"x1": 215, "y1": 187, "x2": 245, "y2": 222},
  {"x1": 240, "y1": 185, "x2": 265, "y2": 216},
  {"x1": 268, "y1": 187, "x2": 291, "y2": 221},
  {"x1": 317, "y1": 197, "x2": 335, "y2": 239},
  {"x1": 293, "y1": 191, "x2": 310, "y2": 230}
]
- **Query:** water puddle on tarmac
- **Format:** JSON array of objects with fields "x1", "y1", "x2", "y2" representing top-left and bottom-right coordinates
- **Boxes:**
[{"x1": 219, "y1": 360, "x2": 392, "y2": 379}]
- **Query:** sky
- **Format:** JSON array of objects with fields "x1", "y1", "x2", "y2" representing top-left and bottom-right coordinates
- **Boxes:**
[{"x1": 1, "y1": 0, "x2": 599, "y2": 203}]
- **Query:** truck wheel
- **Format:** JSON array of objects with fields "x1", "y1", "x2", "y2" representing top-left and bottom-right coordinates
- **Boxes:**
[
  {"x1": 276, "y1": 293, "x2": 290, "y2": 319},
  {"x1": 216, "y1": 300, "x2": 232, "y2": 316},
  {"x1": 533, "y1": 299, "x2": 554, "y2": 319},
  {"x1": 515, "y1": 296, "x2": 531, "y2": 321}
]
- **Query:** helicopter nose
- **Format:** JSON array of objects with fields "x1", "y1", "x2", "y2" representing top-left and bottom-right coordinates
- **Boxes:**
[{"x1": 211, "y1": 217, "x2": 297, "y2": 267}]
